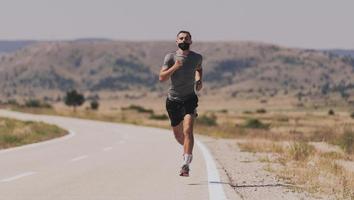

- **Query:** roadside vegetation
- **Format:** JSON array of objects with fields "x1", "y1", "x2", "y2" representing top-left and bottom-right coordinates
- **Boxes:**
[
  {"x1": 239, "y1": 139, "x2": 354, "y2": 199},
  {"x1": 1, "y1": 98, "x2": 354, "y2": 198},
  {"x1": 0, "y1": 117, "x2": 67, "y2": 149}
]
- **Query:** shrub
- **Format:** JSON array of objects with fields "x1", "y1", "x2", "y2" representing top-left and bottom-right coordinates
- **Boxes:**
[
  {"x1": 197, "y1": 114, "x2": 217, "y2": 126},
  {"x1": 256, "y1": 108, "x2": 267, "y2": 114},
  {"x1": 24, "y1": 99, "x2": 52, "y2": 108},
  {"x1": 350, "y1": 112, "x2": 354, "y2": 119},
  {"x1": 149, "y1": 113, "x2": 168, "y2": 120},
  {"x1": 218, "y1": 109, "x2": 228, "y2": 113},
  {"x1": 242, "y1": 118, "x2": 269, "y2": 129},
  {"x1": 25, "y1": 99, "x2": 41, "y2": 108},
  {"x1": 90, "y1": 100, "x2": 99, "y2": 110},
  {"x1": 41, "y1": 103, "x2": 52, "y2": 108},
  {"x1": 122, "y1": 105, "x2": 154, "y2": 114},
  {"x1": 7, "y1": 99, "x2": 18, "y2": 105},
  {"x1": 328, "y1": 109, "x2": 335, "y2": 116}
]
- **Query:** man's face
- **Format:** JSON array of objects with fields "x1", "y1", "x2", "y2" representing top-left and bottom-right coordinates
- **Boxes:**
[{"x1": 176, "y1": 33, "x2": 192, "y2": 45}]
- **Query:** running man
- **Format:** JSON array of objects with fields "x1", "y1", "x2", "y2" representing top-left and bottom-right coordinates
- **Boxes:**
[{"x1": 159, "y1": 30, "x2": 203, "y2": 177}]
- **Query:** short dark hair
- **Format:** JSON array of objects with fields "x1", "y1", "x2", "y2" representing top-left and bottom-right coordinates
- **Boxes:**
[{"x1": 177, "y1": 30, "x2": 192, "y2": 39}]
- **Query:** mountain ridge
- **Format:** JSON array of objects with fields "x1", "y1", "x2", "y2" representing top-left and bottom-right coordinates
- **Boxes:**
[{"x1": 0, "y1": 40, "x2": 353, "y2": 101}]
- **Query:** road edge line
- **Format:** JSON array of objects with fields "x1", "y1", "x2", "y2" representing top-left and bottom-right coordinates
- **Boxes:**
[{"x1": 196, "y1": 140, "x2": 230, "y2": 200}]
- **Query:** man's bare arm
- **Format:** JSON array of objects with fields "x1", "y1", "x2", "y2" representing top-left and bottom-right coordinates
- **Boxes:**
[
  {"x1": 195, "y1": 68, "x2": 203, "y2": 91},
  {"x1": 159, "y1": 60, "x2": 182, "y2": 82},
  {"x1": 195, "y1": 68, "x2": 203, "y2": 81}
]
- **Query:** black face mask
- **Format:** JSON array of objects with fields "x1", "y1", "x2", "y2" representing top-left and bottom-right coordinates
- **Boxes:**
[{"x1": 178, "y1": 42, "x2": 190, "y2": 51}]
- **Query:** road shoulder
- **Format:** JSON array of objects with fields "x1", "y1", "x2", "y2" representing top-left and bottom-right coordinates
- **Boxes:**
[{"x1": 197, "y1": 136, "x2": 317, "y2": 200}]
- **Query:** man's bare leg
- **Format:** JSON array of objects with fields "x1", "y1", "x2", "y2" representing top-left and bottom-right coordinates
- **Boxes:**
[
  {"x1": 172, "y1": 122, "x2": 184, "y2": 145},
  {"x1": 178, "y1": 114, "x2": 196, "y2": 176},
  {"x1": 183, "y1": 114, "x2": 194, "y2": 155}
]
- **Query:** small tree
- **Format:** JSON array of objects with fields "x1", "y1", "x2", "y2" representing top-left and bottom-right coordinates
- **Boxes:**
[
  {"x1": 64, "y1": 90, "x2": 85, "y2": 112},
  {"x1": 90, "y1": 100, "x2": 99, "y2": 110}
]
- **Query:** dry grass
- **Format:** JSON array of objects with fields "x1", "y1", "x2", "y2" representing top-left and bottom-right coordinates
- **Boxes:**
[
  {"x1": 287, "y1": 142, "x2": 315, "y2": 161},
  {"x1": 4, "y1": 100, "x2": 354, "y2": 198},
  {"x1": 278, "y1": 154, "x2": 354, "y2": 199},
  {"x1": 238, "y1": 139, "x2": 354, "y2": 199},
  {"x1": 0, "y1": 117, "x2": 67, "y2": 149},
  {"x1": 238, "y1": 139, "x2": 284, "y2": 154}
]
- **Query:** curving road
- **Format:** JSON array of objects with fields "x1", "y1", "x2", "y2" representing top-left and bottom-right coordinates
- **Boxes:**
[{"x1": 0, "y1": 109, "x2": 232, "y2": 200}]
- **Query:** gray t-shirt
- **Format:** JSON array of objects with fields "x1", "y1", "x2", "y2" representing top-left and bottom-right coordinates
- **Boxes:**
[{"x1": 162, "y1": 51, "x2": 203, "y2": 101}]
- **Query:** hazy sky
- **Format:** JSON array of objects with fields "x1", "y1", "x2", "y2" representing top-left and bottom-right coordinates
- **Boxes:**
[{"x1": 1, "y1": 0, "x2": 353, "y2": 49}]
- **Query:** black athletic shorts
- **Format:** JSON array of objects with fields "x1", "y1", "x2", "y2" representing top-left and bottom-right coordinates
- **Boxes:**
[{"x1": 166, "y1": 94, "x2": 198, "y2": 127}]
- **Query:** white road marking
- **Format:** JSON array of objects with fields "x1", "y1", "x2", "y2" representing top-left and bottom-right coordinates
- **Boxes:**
[
  {"x1": 103, "y1": 147, "x2": 113, "y2": 152},
  {"x1": 70, "y1": 155, "x2": 88, "y2": 162},
  {"x1": 196, "y1": 140, "x2": 230, "y2": 200},
  {"x1": 0, "y1": 130, "x2": 76, "y2": 155},
  {"x1": 0, "y1": 172, "x2": 36, "y2": 183}
]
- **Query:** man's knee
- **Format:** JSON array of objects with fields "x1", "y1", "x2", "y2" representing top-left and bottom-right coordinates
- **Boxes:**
[{"x1": 184, "y1": 114, "x2": 195, "y2": 121}]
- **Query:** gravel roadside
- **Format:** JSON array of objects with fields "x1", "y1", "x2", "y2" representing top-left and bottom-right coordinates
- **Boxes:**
[{"x1": 197, "y1": 136, "x2": 321, "y2": 200}]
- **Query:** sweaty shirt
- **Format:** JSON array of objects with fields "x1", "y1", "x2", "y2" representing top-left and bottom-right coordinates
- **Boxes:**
[{"x1": 162, "y1": 51, "x2": 203, "y2": 101}]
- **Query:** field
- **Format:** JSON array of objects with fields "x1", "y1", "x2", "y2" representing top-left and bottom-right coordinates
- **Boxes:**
[{"x1": 2, "y1": 95, "x2": 354, "y2": 198}]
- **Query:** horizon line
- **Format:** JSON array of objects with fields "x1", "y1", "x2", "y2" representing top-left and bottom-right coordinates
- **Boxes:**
[{"x1": 0, "y1": 38, "x2": 353, "y2": 51}]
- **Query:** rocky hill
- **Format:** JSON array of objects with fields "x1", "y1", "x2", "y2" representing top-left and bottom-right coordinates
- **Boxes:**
[{"x1": 0, "y1": 40, "x2": 353, "y2": 101}]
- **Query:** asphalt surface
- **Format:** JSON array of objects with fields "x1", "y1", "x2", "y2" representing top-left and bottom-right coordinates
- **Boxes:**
[{"x1": 0, "y1": 109, "x2": 212, "y2": 200}]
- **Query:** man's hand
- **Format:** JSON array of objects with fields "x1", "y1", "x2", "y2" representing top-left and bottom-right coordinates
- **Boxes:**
[
  {"x1": 195, "y1": 80, "x2": 203, "y2": 91},
  {"x1": 174, "y1": 60, "x2": 183, "y2": 70},
  {"x1": 159, "y1": 60, "x2": 183, "y2": 82}
]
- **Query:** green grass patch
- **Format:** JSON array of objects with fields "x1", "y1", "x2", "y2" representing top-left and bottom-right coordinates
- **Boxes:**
[
  {"x1": 0, "y1": 117, "x2": 67, "y2": 149},
  {"x1": 149, "y1": 113, "x2": 168, "y2": 120},
  {"x1": 121, "y1": 104, "x2": 154, "y2": 114},
  {"x1": 197, "y1": 114, "x2": 217, "y2": 126},
  {"x1": 241, "y1": 118, "x2": 270, "y2": 129},
  {"x1": 1, "y1": 135, "x2": 23, "y2": 144}
]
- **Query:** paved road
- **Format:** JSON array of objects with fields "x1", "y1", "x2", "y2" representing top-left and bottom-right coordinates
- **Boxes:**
[{"x1": 0, "y1": 109, "x2": 228, "y2": 200}]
